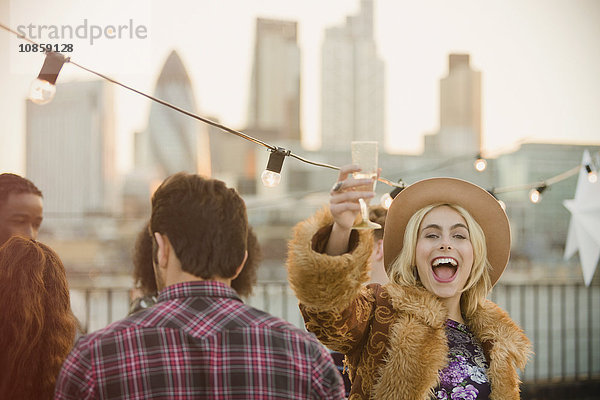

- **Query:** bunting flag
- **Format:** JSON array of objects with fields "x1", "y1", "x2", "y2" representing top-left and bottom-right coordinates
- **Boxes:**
[{"x1": 564, "y1": 150, "x2": 600, "y2": 286}]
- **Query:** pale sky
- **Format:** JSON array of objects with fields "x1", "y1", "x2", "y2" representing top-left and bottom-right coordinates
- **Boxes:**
[{"x1": 1, "y1": 0, "x2": 599, "y2": 174}]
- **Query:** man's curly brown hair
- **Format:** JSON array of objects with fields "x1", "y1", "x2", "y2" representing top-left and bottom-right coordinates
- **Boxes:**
[{"x1": 133, "y1": 222, "x2": 261, "y2": 298}]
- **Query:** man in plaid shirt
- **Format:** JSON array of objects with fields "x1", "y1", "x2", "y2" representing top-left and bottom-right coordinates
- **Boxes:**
[{"x1": 54, "y1": 173, "x2": 344, "y2": 399}]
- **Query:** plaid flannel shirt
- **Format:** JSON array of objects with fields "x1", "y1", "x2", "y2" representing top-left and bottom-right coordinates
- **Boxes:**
[{"x1": 54, "y1": 281, "x2": 344, "y2": 399}]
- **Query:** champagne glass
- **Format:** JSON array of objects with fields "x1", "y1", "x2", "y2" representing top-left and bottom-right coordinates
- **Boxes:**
[{"x1": 351, "y1": 141, "x2": 381, "y2": 230}]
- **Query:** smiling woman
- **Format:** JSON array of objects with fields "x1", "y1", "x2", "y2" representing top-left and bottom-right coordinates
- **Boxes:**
[{"x1": 286, "y1": 165, "x2": 532, "y2": 399}]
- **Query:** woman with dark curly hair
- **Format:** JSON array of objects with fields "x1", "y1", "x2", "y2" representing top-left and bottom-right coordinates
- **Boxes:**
[
  {"x1": 129, "y1": 221, "x2": 262, "y2": 314},
  {"x1": 129, "y1": 222, "x2": 158, "y2": 314},
  {"x1": 231, "y1": 224, "x2": 262, "y2": 298},
  {"x1": 0, "y1": 236, "x2": 77, "y2": 399}
]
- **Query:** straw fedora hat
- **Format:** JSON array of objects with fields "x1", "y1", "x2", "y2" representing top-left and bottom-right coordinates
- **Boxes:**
[{"x1": 383, "y1": 177, "x2": 511, "y2": 287}]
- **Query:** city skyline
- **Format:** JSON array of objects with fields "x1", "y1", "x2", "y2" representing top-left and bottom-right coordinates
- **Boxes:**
[{"x1": 1, "y1": 0, "x2": 599, "y2": 175}]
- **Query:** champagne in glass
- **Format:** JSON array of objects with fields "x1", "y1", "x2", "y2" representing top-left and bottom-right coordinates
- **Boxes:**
[{"x1": 351, "y1": 141, "x2": 381, "y2": 230}]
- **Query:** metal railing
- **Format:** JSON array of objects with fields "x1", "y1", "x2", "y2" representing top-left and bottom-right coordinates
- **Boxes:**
[
  {"x1": 490, "y1": 283, "x2": 600, "y2": 383},
  {"x1": 70, "y1": 281, "x2": 600, "y2": 384}
]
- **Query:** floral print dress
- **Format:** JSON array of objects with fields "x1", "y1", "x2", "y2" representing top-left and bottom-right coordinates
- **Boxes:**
[{"x1": 434, "y1": 319, "x2": 491, "y2": 400}]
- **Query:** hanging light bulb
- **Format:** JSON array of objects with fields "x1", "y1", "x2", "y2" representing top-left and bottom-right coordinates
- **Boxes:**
[
  {"x1": 381, "y1": 181, "x2": 405, "y2": 208},
  {"x1": 487, "y1": 189, "x2": 506, "y2": 211},
  {"x1": 261, "y1": 148, "x2": 287, "y2": 187},
  {"x1": 261, "y1": 170, "x2": 281, "y2": 187},
  {"x1": 29, "y1": 79, "x2": 57, "y2": 105},
  {"x1": 28, "y1": 52, "x2": 67, "y2": 105},
  {"x1": 498, "y1": 199, "x2": 506, "y2": 211},
  {"x1": 380, "y1": 193, "x2": 393, "y2": 209},
  {"x1": 474, "y1": 155, "x2": 487, "y2": 172},
  {"x1": 584, "y1": 164, "x2": 597, "y2": 183},
  {"x1": 529, "y1": 189, "x2": 541, "y2": 204},
  {"x1": 529, "y1": 185, "x2": 547, "y2": 204}
]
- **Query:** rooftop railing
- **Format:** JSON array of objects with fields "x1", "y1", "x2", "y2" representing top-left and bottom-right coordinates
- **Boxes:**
[{"x1": 70, "y1": 281, "x2": 600, "y2": 384}]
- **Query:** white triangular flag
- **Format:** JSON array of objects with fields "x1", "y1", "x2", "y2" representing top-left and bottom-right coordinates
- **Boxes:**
[{"x1": 563, "y1": 150, "x2": 600, "y2": 286}]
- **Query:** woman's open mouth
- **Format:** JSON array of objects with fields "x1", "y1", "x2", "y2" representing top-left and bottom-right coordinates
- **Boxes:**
[{"x1": 431, "y1": 257, "x2": 458, "y2": 283}]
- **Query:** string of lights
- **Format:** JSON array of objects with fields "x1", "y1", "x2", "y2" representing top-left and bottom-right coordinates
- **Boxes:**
[
  {"x1": 390, "y1": 138, "x2": 534, "y2": 177},
  {"x1": 391, "y1": 152, "x2": 478, "y2": 177},
  {"x1": 380, "y1": 152, "x2": 600, "y2": 209},
  {"x1": 2, "y1": 22, "x2": 597, "y2": 204},
  {"x1": 491, "y1": 165, "x2": 586, "y2": 205},
  {"x1": 0, "y1": 22, "x2": 404, "y2": 189}
]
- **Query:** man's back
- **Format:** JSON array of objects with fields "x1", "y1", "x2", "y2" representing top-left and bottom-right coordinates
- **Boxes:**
[{"x1": 54, "y1": 281, "x2": 343, "y2": 399}]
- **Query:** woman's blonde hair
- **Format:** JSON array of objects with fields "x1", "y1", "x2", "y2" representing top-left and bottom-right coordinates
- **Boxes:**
[{"x1": 387, "y1": 203, "x2": 492, "y2": 318}]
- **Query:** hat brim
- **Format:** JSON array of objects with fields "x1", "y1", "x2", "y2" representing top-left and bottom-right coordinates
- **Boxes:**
[{"x1": 383, "y1": 177, "x2": 510, "y2": 287}]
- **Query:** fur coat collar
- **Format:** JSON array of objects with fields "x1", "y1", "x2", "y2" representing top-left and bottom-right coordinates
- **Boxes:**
[{"x1": 375, "y1": 284, "x2": 531, "y2": 399}]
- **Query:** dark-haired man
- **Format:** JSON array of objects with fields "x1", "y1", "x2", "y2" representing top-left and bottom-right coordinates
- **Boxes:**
[
  {"x1": 55, "y1": 173, "x2": 344, "y2": 399},
  {"x1": 0, "y1": 173, "x2": 43, "y2": 246}
]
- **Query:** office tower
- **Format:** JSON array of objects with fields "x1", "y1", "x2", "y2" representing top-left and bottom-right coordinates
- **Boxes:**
[
  {"x1": 425, "y1": 54, "x2": 482, "y2": 156},
  {"x1": 247, "y1": 18, "x2": 301, "y2": 142},
  {"x1": 320, "y1": 0, "x2": 385, "y2": 150},
  {"x1": 136, "y1": 50, "x2": 211, "y2": 178},
  {"x1": 26, "y1": 80, "x2": 117, "y2": 216}
]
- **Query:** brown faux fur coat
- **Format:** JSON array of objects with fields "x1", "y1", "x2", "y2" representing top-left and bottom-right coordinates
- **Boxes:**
[{"x1": 287, "y1": 208, "x2": 532, "y2": 400}]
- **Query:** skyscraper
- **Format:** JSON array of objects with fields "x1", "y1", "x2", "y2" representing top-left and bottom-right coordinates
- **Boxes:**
[
  {"x1": 320, "y1": 0, "x2": 385, "y2": 149},
  {"x1": 425, "y1": 54, "x2": 482, "y2": 156},
  {"x1": 26, "y1": 80, "x2": 117, "y2": 216},
  {"x1": 136, "y1": 50, "x2": 211, "y2": 178},
  {"x1": 247, "y1": 18, "x2": 301, "y2": 142}
]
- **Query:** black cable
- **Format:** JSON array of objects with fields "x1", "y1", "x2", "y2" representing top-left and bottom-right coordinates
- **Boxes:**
[
  {"x1": 68, "y1": 59, "x2": 274, "y2": 150},
  {"x1": 0, "y1": 22, "x2": 587, "y2": 193}
]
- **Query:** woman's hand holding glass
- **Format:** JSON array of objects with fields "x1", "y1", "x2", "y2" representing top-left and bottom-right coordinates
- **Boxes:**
[
  {"x1": 326, "y1": 164, "x2": 377, "y2": 255},
  {"x1": 350, "y1": 141, "x2": 381, "y2": 229}
]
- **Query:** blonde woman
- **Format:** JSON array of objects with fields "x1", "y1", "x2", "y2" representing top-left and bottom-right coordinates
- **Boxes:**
[{"x1": 287, "y1": 165, "x2": 532, "y2": 399}]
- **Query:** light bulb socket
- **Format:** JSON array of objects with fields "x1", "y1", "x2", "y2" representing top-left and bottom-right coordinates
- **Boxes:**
[
  {"x1": 265, "y1": 147, "x2": 287, "y2": 174},
  {"x1": 387, "y1": 180, "x2": 405, "y2": 199},
  {"x1": 37, "y1": 52, "x2": 67, "y2": 85},
  {"x1": 536, "y1": 184, "x2": 547, "y2": 194},
  {"x1": 390, "y1": 186, "x2": 404, "y2": 199},
  {"x1": 487, "y1": 190, "x2": 506, "y2": 209}
]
